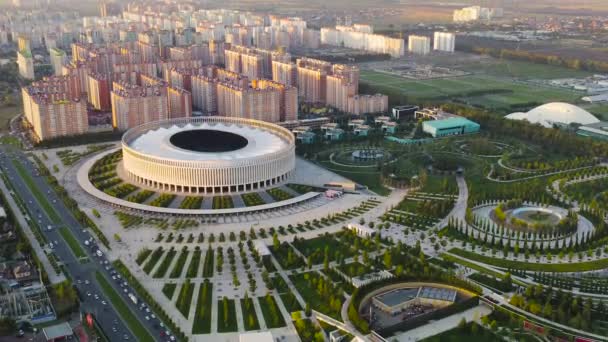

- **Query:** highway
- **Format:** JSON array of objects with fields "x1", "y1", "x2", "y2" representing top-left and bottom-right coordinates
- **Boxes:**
[{"x1": 0, "y1": 146, "x2": 171, "y2": 342}]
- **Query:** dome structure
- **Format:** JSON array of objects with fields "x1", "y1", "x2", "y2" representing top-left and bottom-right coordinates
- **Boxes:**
[{"x1": 505, "y1": 102, "x2": 599, "y2": 128}]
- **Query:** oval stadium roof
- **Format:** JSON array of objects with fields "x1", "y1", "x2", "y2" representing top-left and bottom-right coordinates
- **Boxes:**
[{"x1": 505, "y1": 102, "x2": 600, "y2": 128}]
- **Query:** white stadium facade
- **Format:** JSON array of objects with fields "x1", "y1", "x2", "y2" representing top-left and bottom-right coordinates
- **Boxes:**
[{"x1": 121, "y1": 117, "x2": 296, "y2": 195}]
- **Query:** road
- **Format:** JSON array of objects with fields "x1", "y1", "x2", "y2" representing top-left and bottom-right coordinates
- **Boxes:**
[{"x1": 0, "y1": 146, "x2": 169, "y2": 342}]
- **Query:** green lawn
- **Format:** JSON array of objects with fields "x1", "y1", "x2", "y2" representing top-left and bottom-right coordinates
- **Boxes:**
[
  {"x1": 258, "y1": 295, "x2": 286, "y2": 328},
  {"x1": 360, "y1": 70, "x2": 582, "y2": 113},
  {"x1": 459, "y1": 59, "x2": 592, "y2": 80},
  {"x1": 217, "y1": 298, "x2": 238, "y2": 332},
  {"x1": 162, "y1": 283, "x2": 177, "y2": 300},
  {"x1": 12, "y1": 158, "x2": 61, "y2": 223},
  {"x1": 449, "y1": 248, "x2": 608, "y2": 273},
  {"x1": 240, "y1": 297, "x2": 260, "y2": 331},
  {"x1": 94, "y1": 272, "x2": 154, "y2": 342},
  {"x1": 58, "y1": 227, "x2": 87, "y2": 261},
  {"x1": 192, "y1": 280, "x2": 213, "y2": 334},
  {"x1": 175, "y1": 280, "x2": 195, "y2": 318}
]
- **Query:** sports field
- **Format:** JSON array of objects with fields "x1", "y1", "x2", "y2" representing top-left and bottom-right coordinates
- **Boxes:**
[{"x1": 360, "y1": 70, "x2": 582, "y2": 113}]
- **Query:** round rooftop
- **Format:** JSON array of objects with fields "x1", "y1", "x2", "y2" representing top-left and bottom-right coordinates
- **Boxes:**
[
  {"x1": 125, "y1": 119, "x2": 292, "y2": 162},
  {"x1": 505, "y1": 102, "x2": 599, "y2": 128}
]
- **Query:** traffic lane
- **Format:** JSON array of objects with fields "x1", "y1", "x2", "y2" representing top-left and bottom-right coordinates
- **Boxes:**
[
  {"x1": 3, "y1": 151, "x2": 167, "y2": 341},
  {"x1": 0, "y1": 152, "x2": 136, "y2": 341}
]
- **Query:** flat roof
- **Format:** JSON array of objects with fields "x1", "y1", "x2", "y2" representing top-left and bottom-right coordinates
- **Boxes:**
[
  {"x1": 418, "y1": 286, "x2": 457, "y2": 302},
  {"x1": 374, "y1": 288, "x2": 419, "y2": 307},
  {"x1": 43, "y1": 322, "x2": 73, "y2": 340},
  {"x1": 423, "y1": 117, "x2": 480, "y2": 129}
]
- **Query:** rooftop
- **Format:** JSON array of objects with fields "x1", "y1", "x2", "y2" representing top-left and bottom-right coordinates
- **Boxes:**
[
  {"x1": 423, "y1": 117, "x2": 480, "y2": 129},
  {"x1": 375, "y1": 288, "x2": 419, "y2": 307},
  {"x1": 43, "y1": 322, "x2": 73, "y2": 340}
]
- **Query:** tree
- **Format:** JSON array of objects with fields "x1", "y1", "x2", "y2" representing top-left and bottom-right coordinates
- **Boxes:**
[
  {"x1": 383, "y1": 250, "x2": 392, "y2": 270},
  {"x1": 273, "y1": 233, "x2": 280, "y2": 251},
  {"x1": 457, "y1": 317, "x2": 467, "y2": 330}
]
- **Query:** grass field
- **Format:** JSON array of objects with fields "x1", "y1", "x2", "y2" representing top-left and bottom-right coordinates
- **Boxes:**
[
  {"x1": 95, "y1": 272, "x2": 154, "y2": 342},
  {"x1": 217, "y1": 298, "x2": 238, "y2": 332},
  {"x1": 11, "y1": 158, "x2": 62, "y2": 223},
  {"x1": 360, "y1": 70, "x2": 581, "y2": 113},
  {"x1": 460, "y1": 59, "x2": 592, "y2": 80},
  {"x1": 192, "y1": 281, "x2": 213, "y2": 334},
  {"x1": 58, "y1": 227, "x2": 87, "y2": 261},
  {"x1": 240, "y1": 297, "x2": 260, "y2": 331}
]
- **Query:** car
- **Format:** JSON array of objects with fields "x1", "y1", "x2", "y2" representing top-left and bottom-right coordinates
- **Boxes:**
[
  {"x1": 123, "y1": 288, "x2": 128, "y2": 293},
  {"x1": 86, "y1": 292, "x2": 91, "y2": 297},
  {"x1": 112, "y1": 275, "x2": 117, "y2": 280},
  {"x1": 105, "y1": 266, "x2": 110, "y2": 271},
  {"x1": 145, "y1": 308, "x2": 150, "y2": 313},
  {"x1": 123, "y1": 334, "x2": 129, "y2": 340},
  {"x1": 85, "y1": 280, "x2": 90, "y2": 285},
  {"x1": 145, "y1": 316, "x2": 150, "y2": 321},
  {"x1": 169, "y1": 336, "x2": 175, "y2": 341},
  {"x1": 150, "y1": 314, "x2": 156, "y2": 319},
  {"x1": 101, "y1": 300, "x2": 107, "y2": 305},
  {"x1": 94, "y1": 294, "x2": 99, "y2": 300},
  {"x1": 112, "y1": 326, "x2": 117, "y2": 333}
]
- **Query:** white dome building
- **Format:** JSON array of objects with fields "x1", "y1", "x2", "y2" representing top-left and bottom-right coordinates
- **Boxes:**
[{"x1": 505, "y1": 102, "x2": 599, "y2": 128}]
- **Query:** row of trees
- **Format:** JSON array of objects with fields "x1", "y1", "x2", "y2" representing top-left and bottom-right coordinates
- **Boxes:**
[{"x1": 509, "y1": 284, "x2": 607, "y2": 333}]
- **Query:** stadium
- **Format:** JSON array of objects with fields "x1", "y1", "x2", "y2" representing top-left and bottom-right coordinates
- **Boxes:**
[{"x1": 121, "y1": 116, "x2": 296, "y2": 195}]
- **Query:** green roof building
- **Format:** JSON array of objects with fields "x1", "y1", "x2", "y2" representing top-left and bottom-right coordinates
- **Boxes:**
[{"x1": 422, "y1": 117, "x2": 480, "y2": 137}]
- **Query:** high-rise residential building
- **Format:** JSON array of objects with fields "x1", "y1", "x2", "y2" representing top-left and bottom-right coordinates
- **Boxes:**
[
  {"x1": 17, "y1": 35, "x2": 31, "y2": 52},
  {"x1": 111, "y1": 81, "x2": 168, "y2": 130},
  {"x1": 219, "y1": 83, "x2": 280, "y2": 122},
  {"x1": 296, "y1": 58, "x2": 331, "y2": 104},
  {"x1": 191, "y1": 75, "x2": 218, "y2": 113},
  {"x1": 87, "y1": 73, "x2": 112, "y2": 112},
  {"x1": 225, "y1": 45, "x2": 291, "y2": 80},
  {"x1": 320, "y1": 26, "x2": 404, "y2": 57},
  {"x1": 21, "y1": 76, "x2": 88, "y2": 142},
  {"x1": 332, "y1": 64, "x2": 360, "y2": 93},
  {"x1": 408, "y1": 35, "x2": 431, "y2": 55},
  {"x1": 254, "y1": 79, "x2": 298, "y2": 122},
  {"x1": 167, "y1": 87, "x2": 192, "y2": 119},
  {"x1": 326, "y1": 75, "x2": 356, "y2": 113},
  {"x1": 17, "y1": 50, "x2": 35, "y2": 80},
  {"x1": 272, "y1": 60, "x2": 297, "y2": 87},
  {"x1": 347, "y1": 94, "x2": 388, "y2": 115},
  {"x1": 433, "y1": 32, "x2": 456, "y2": 52},
  {"x1": 453, "y1": 6, "x2": 503, "y2": 22},
  {"x1": 50, "y1": 48, "x2": 67, "y2": 76}
]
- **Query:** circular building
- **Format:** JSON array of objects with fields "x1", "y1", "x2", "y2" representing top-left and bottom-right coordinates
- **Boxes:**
[{"x1": 121, "y1": 117, "x2": 295, "y2": 195}]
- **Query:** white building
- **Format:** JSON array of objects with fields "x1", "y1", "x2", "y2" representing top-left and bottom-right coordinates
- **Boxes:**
[
  {"x1": 433, "y1": 32, "x2": 455, "y2": 52},
  {"x1": 408, "y1": 35, "x2": 430, "y2": 55},
  {"x1": 453, "y1": 6, "x2": 503, "y2": 22},
  {"x1": 17, "y1": 50, "x2": 34, "y2": 80},
  {"x1": 320, "y1": 26, "x2": 404, "y2": 58},
  {"x1": 49, "y1": 48, "x2": 67, "y2": 76}
]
